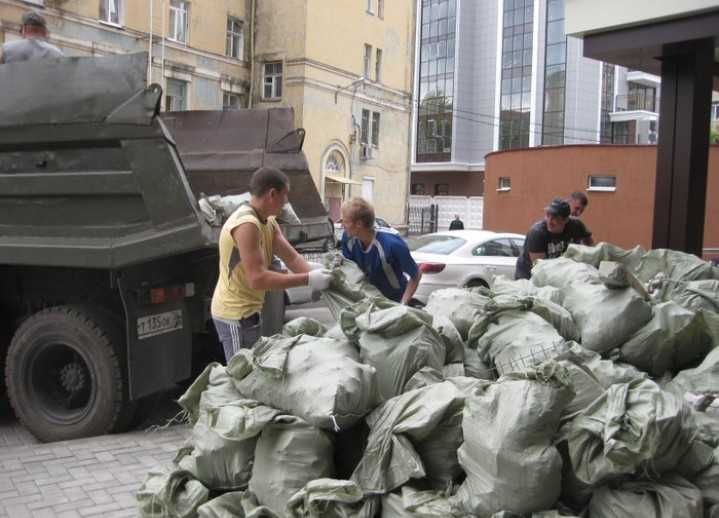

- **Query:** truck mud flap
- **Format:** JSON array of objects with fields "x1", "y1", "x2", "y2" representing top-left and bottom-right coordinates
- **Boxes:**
[{"x1": 118, "y1": 277, "x2": 192, "y2": 400}]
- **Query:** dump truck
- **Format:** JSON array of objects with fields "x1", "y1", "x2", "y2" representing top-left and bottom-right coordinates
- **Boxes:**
[{"x1": 0, "y1": 53, "x2": 332, "y2": 442}]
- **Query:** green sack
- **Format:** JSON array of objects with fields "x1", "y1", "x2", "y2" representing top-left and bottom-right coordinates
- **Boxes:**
[
  {"x1": 561, "y1": 283, "x2": 652, "y2": 353},
  {"x1": 286, "y1": 479, "x2": 378, "y2": 518},
  {"x1": 491, "y1": 276, "x2": 563, "y2": 305},
  {"x1": 561, "y1": 378, "x2": 699, "y2": 488},
  {"x1": 463, "y1": 345, "x2": 495, "y2": 380},
  {"x1": 351, "y1": 380, "x2": 475, "y2": 494},
  {"x1": 424, "y1": 288, "x2": 493, "y2": 339},
  {"x1": 249, "y1": 416, "x2": 335, "y2": 516},
  {"x1": 197, "y1": 491, "x2": 278, "y2": 518},
  {"x1": 693, "y1": 446, "x2": 719, "y2": 510},
  {"x1": 617, "y1": 301, "x2": 711, "y2": 376},
  {"x1": 666, "y1": 347, "x2": 719, "y2": 398},
  {"x1": 563, "y1": 242, "x2": 646, "y2": 272},
  {"x1": 659, "y1": 279, "x2": 719, "y2": 313},
  {"x1": 635, "y1": 248, "x2": 719, "y2": 283},
  {"x1": 137, "y1": 469, "x2": 209, "y2": 518},
  {"x1": 351, "y1": 303, "x2": 446, "y2": 401},
  {"x1": 531, "y1": 257, "x2": 600, "y2": 289},
  {"x1": 178, "y1": 362, "x2": 244, "y2": 424},
  {"x1": 381, "y1": 487, "x2": 454, "y2": 518},
  {"x1": 321, "y1": 252, "x2": 384, "y2": 320},
  {"x1": 283, "y1": 316, "x2": 328, "y2": 337},
  {"x1": 234, "y1": 334, "x2": 377, "y2": 431},
  {"x1": 176, "y1": 400, "x2": 281, "y2": 491},
  {"x1": 588, "y1": 473, "x2": 703, "y2": 518},
  {"x1": 432, "y1": 316, "x2": 465, "y2": 364},
  {"x1": 451, "y1": 363, "x2": 573, "y2": 516}
]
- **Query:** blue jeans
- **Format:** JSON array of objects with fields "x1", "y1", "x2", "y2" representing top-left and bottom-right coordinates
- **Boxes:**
[{"x1": 212, "y1": 313, "x2": 262, "y2": 363}]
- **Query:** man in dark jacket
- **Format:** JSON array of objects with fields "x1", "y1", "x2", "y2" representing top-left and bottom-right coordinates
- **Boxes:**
[{"x1": 449, "y1": 215, "x2": 464, "y2": 230}]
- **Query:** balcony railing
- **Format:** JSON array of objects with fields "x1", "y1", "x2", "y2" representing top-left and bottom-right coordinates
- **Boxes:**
[{"x1": 615, "y1": 92, "x2": 657, "y2": 113}]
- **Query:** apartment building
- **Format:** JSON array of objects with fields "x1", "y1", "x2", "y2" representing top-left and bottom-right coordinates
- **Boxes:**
[
  {"x1": 410, "y1": 0, "x2": 661, "y2": 197},
  {"x1": 0, "y1": 0, "x2": 416, "y2": 226}
]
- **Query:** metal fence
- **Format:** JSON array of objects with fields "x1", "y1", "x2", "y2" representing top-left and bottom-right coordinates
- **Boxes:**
[{"x1": 408, "y1": 204, "x2": 438, "y2": 235}]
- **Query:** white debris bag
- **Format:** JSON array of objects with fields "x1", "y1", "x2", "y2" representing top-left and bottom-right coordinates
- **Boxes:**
[
  {"x1": 531, "y1": 257, "x2": 600, "y2": 289},
  {"x1": 249, "y1": 416, "x2": 335, "y2": 516},
  {"x1": 563, "y1": 242, "x2": 646, "y2": 272},
  {"x1": 451, "y1": 362, "x2": 574, "y2": 516},
  {"x1": 282, "y1": 316, "x2": 328, "y2": 337},
  {"x1": 492, "y1": 276, "x2": 563, "y2": 305},
  {"x1": 286, "y1": 479, "x2": 378, "y2": 518},
  {"x1": 233, "y1": 334, "x2": 377, "y2": 431},
  {"x1": 137, "y1": 469, "x2": 210, "y2": 518},
  {"x1": 321, "y1": 252, "x2": 384, "y2": 320},
  {"x1": 635, "y1": 248, "x2": 719, "y2": 283},
  {"x1": 178, "y1": 362, "x2": 244, "y2": 424},
  {"x1": 424, "y1": 287, "x2": 493, "y2": 339},
  {"x1": 666, "y1": 346, "x2": 719, "y2": 398},
  {"x1": 381, "y1": 486, "x2": 453, "y2": 518}
]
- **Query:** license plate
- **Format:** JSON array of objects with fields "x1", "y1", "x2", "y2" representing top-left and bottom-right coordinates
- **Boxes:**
[{"x1": 137, "y1": 309, "x2": 183, "y2": 340}]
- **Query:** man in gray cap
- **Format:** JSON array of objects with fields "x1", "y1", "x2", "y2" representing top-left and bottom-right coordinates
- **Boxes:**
[{"x1": 0, "y1": 11, "x2": 64, "y2": 64}]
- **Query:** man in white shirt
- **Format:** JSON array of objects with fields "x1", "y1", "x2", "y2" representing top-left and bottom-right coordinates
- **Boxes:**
[{"x1": 0, "y1": 11, "x2": 64, "y2": 64}]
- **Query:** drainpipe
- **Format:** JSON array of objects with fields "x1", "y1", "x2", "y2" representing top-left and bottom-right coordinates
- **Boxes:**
[
  {"x1": 403, "y1": 0, "x2": 419, "y2": 231},
  {"x1": 248, "y1": 0, "x2": 256, "y2": 108},
  {"x1": 147, "y1": 0, "x2": 153, "y2": 84}
]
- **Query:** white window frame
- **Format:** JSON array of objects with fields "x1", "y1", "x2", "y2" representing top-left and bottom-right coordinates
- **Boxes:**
[
  {"x1": 263, "y1": 62, "x2": 283, "y2": 100},
  {"x1": 363, "y1": 44, "x2": 372, "y2": 78},
  {"x1": 497, "y1": 176, "x2": 511, "y2": 191},
  {"x1": 226, "y1": 16, "x2": 244, "y2": 60},
  {"x1": 165, "y1": 78, "x2": 188, "y2": 112},
  {"x1": 169, "y1": 0, "x2": 189, "y2": 43},
  {"x1": 587, "y1": 175, "x2": 617, "y2": 192},
  {"x1": 99, "y1": 0, "x2": 122, "y2": 26},
  {"x1": 375, "y1": 48, "x2": 382, "y2": 83}
]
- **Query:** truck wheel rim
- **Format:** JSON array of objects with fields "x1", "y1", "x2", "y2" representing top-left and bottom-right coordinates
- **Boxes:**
[{"x1": 26, "y1": 343, "x2": 96, "y2": 424}]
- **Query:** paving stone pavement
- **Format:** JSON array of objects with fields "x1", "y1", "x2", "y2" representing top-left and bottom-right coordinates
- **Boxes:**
[{"x1": 0, "y1": 395, "x2": 190, "y2": 517}]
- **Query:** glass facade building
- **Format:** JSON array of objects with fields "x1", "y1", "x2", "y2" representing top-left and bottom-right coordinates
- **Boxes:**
[
  {"x1": 600, "y1": 63, "x2": 615, "y2": 143},
  {"x1": 541, "y1": 0, "x2": 566, "y2": 145},
  {"x1": 416, "y1": 0, "x2": 457, "y2": 162},
  {"x1": 499, "y1": 0, "x2": 534, "y2": 150}
]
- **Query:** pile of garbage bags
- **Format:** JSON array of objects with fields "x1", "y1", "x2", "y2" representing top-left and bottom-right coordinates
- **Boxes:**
[{"x1": 138, "y1": 245, "x2": 719, "y2": 517}]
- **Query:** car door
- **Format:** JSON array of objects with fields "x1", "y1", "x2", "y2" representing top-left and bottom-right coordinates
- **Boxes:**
[{"x1": 472, "y1": 238, "x2": 519, "y2": 279}]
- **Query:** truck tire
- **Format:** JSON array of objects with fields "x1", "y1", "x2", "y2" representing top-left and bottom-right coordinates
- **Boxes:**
[{"x1": 5, "y1": 306, "x2": 128, "y2": 442}]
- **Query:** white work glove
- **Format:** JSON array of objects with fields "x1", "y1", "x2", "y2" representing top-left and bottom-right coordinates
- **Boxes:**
[{"x1": 307, "y1": 269, "x2": 333, "y2": 292}]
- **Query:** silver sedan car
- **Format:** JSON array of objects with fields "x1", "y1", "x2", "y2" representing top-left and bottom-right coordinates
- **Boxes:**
[{"x1": 409, "y1": 230, "x2": 525, "y2": 303}]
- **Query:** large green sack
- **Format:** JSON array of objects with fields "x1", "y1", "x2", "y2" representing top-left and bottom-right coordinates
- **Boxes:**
[
  {"x1": 197, "y1": 491, "x2": 278, "y2": 518},
  {"x1": 469, "y1": 306, "x2": 567, "y2": 376},
  {"x1": 451, "y1": 363, "x2": 574, "y2": 516},
  {"x1": 693, "y1": 446, "x2": 719, "y2": 511},
  {"x1": 666, "y1": 347, "x2": 719, "y2": 398},
  {"x1": 178, "y1": 362, "x2": 244, "y2": 424},
  {"x1": 286, "y1": 479, "x2": 378, "y2": 518},
  {"x1": 656, "y1": 279, "x2": 719, "y2": 313},
  {"x1": 351, "y1": 303, "x2": 446, "y2": 401},
  {"x1": 563, "y1": 242, "x2": 646, "y2": 272},
  {"x1": 321, "y1": 253, "x2": 384, "y2": 319},
  {"x1": 351, "y1": 380, "x2": 476, "y2": 494},
  {"x1": 233, "y1": 334, "x2": 377, "y2": 431},
  {"x1": 531, "y1": 258, "x2": 600, "y2": 289},
  {"x1": 381, "y1": 487, "x2": 454, "y2": 517},
  {"x1": 176, "y1": 400, "x2": 281, "y2": 491},
  {"x1": 588, "y1": 473, "x2": 703, "y2": 518},
  {"x1": 561, "y1": 283, "x2": 652, "y2": 353},
  {"x1": 423, "y1": 288, "x2": 492, "y2": 339},
  {"x1": 617, "y1": 301, "x2": 711, "y2": 376},
  {"x1": 282, "y1": 316, "x2": 328, "y2": 337},
  {"x1": 137, "y1": 469, "x2": 209, "y2": 518},
  {"x1": 249, "y1": 416, "x2": 335, "y2": 515},
  {"x1": 561, "y1": 378, "x2": 701, "y2": 488},
  {"x1": 634, "y1": 248, "x2": 719, "y2": 283},
  {"x1": 491, "y1": 276, "x2": 563, "y2": 305},
  {"x1": 431, "y1": 316, "x2": 465, "y2": 364}
]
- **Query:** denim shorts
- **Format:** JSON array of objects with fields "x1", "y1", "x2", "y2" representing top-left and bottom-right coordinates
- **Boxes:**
[{"x1": 212, "y1": 313, "x2": 262, "y2": 363}]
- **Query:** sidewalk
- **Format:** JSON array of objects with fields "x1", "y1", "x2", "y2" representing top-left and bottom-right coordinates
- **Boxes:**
[{"x1": 0, "y1": 420, "x2": 188, "y2": 517}]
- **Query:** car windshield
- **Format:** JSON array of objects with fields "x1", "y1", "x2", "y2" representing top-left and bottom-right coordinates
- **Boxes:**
[{"x1": 408, "y1": 235, "x2": 466, "y2": 254}]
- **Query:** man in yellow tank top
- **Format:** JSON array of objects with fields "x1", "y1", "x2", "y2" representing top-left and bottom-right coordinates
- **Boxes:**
[{"x1": 211, "y1": 167, "x2": 332, "y2": 361}]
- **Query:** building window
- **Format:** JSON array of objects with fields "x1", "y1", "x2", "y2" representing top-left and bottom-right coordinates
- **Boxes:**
[
  {"x1": 371, "y1": 112, "x2": 381, "y2": 147},
  {"x1": 600, "y1": 63, "x2": 615, "y2": 144},
  {"x1": 223, "y1": 91, "x2": 243, "y2": 110},
  {"x1": 434, "y1": 183, "x2": 449, "y2": 195},
  {"x1": 165, "y1": 78, "x2": 187, "y2": 111},
  {"x1": 499, "y1": 0, "x2": 534, "y2": 150},
  {"x1": 612, "y1": 121, "x2": 632, "y2": 144},
  {"x1": 588, "y1": 175, "x2": 617, "y2": 191},
  {"x1": 411, "y1": 183, "x2": 426, "y2": 195},
  {"x1": 542, "y1": 0, "x2": 566, "y2": 146},
  {"x1": 498, "y1": 176, "x2": 511, "y2": 190},
  {"x1": 416, "y1": 0, "x2": 456, "y2": 163},
  {"x1": 378, "y1": 0, "x2": 384, "y2": 19},
  {"x1": 169, "y1": 0, "x2": 189, "y2": 43},
  {"x1": 100, "y1": 0, "x2": 121, "y2": 25},
  {"x1": 263, "y1": 62, "x2": 283, "y2": 100},
  {"x1": 375, "y1": 48, "x2": 382, "y2": 82},
  {"x1": 226, "y1": 17, "x2": 244, "y2": 59},
  {"x1": 712, "y1": 102, "x2": 719, "y2": 121},
  {"x1": 363, "y1": 44, "x2": 372, "y2": 78},
  {"x1": 361, "y1": 109, "x2": 381, "y2": 148}
]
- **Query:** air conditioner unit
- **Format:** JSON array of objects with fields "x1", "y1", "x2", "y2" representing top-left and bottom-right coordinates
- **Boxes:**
[{"x1": 360, "y1": 144, "x2": 372, "y2": 161}]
